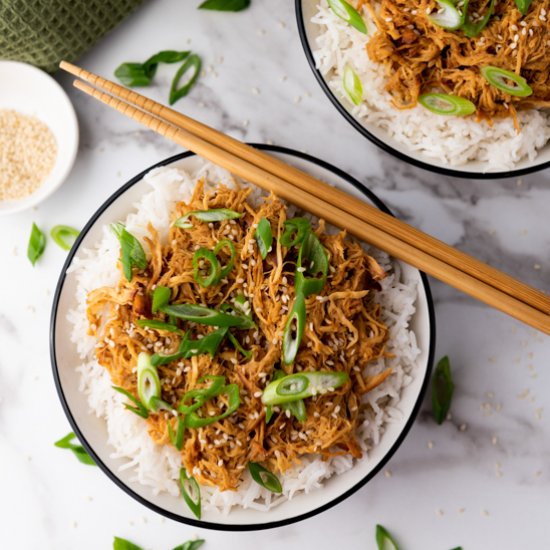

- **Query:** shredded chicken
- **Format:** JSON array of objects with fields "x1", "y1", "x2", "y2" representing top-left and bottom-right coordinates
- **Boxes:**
[
  {"x1": 364, "y1": 0, "x2": 550, "y2": 119},
  {"x1": 87, "y1": 180, "x2": 392, "y2": 492}
]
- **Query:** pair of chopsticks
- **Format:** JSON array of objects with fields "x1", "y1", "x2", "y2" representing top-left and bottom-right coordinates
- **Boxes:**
[{"x1": 59, "y1": 60, "x2": 550, "y2": 335}]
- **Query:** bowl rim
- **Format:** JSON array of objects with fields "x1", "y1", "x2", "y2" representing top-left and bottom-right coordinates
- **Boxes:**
[
  {"x1": 0, "y1": 60, "x2": 79, "y2": 215},
  {"x1": 294, "y1": 0, "x2": 550, "y2": 180},
  {"x1": 50, "y1": 144, "x2": 436, "y2": 531}
]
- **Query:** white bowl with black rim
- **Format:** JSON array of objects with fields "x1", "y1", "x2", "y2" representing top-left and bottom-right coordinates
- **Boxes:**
[
  {"x1": 295, "y1": 0, "x2": 550, "y2": 179},
  {"x1": 50, "y1": 145, "x2": 435, "y2": 530}
]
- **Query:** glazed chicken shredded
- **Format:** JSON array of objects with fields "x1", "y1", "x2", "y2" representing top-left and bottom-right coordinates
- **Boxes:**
[
  {"x1": 87, "y1": 180, "x2": 392, "y2": 492},
  {"x1": 363, "y1": 0, "x2": 550, "y2": 120}
]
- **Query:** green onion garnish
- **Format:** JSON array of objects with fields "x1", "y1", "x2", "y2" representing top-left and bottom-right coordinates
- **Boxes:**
[
  {"x1": 343, "y1": 65, "x2": 363, "y2": 106},
  {"x1": 428, "y1": 0, "x2": 464, "y2": 30},
  {"x1": 286, "y1": 398, "x2": 307, "y2": 422},
  {"x1": 27, "y1": 222, "x2": 46, "y2": 266},
  {"x1": 171, "y1": 540, "x2": 205, "y2": 550},
  {"x1": 137, "y1": 352, "x2": 161, "y2": 411},
  {"x1": 179, "y1": 374, "x2": 226, "y2": 414},
  {"x1": 432, "y1": 355, "x2": 455, "y2": 425},
  {"x1": 50, "y1": 225, "x2": 80, "y2": 251},
  {"x1": 184, "y1": 383, "x2": 241, "y2": 428},
  {"x1": 514, "y1": 0, "x2": 532, "y2": 15},
  {"x1": 327, "y1": 0, "x2": 367, "y2": 34},
  {"x1": 255, "y1": 217, "x2": 273, "y2": 260},
  {"x1": 198, "y1": 0, "x2": 250, "y2": 10},
  {"x1": 113, "y1": 536, "x2": 144, "y2": 550},
  {"x1": 161, "y1": 303, "x2": 255, "y2": 328},
  {"x1": 282, "y1": 292, "x2": 306, "y2": 365},
  {"x1": 481, "y1": 66, "x2": 533, "y2": 97},
  {"x1": 419, "y1": 93, "x2": 476, "y2": 117},
  {"x1": 54, "y1": 432, "x2": 96, "y2": 466},
  {"x1": 214, "y1": 239, "x2": 236, "y2": 278},
  {"x1": 136, "y1": 319, "x2": 183, "y2": 333},
  {"x1": 111, "y1": 222, "x2": 148, "y2": 282},
  {"x1": 169, "y1": 53, "x2": 202, "y2": 105},
  {"x1": 193, "y1": 247, "x2": 221, "y2": 287},
  {"x1": 248, "y1": 462, "x2": 283, "y2": 493},
  {"x1": 152, "y1": 286, "x2": 171, "y2": 313},
  {"x1": 296, "y1": 232, "x2": 329, "y2": 297},
  {"x1": 112, "y1": 386, "x2": 149, "y2": 419},
  {"x1": 227, "y1": 331, "x2": 253, "y2": 360},
  {"x1": 168, "y1": 416, "x2": 186, "y2": 450},
  {"x1": 174, "y1": 208, "x2": 242, "y2": 229},
  {"x1": 462, "y1": 0, "x2": 494, "y2": 37},
  {"x1": 115, "y1": 50, "x2": 190, "y2": 87},
  {"x1": 375, "y1": 524, "x2": 401, "y2": 550},
  {"x1": 280, "y1": 217, "x2": 311, "y2": 247},
  {"x1": 179, "y1": 467, "x2": 202, "y2": 519},
  {"x1": 262, "y1": 371, "x2": 349, "y2": 405}
]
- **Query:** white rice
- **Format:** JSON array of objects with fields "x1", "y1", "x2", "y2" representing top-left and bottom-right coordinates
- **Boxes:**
[
  {"x1": 311, "y1": 1, "x2": 550, "y2": 170},
  {"x1": 67, "y1": 163, "x2": 420, "y2": 514}
]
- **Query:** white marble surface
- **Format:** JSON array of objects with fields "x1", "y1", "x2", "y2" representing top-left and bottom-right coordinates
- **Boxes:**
[{"x1": 1, "y1": 1, "x2": 550, "y2": 548}]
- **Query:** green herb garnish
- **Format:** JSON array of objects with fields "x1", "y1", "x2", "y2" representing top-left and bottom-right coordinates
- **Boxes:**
[
  {"x1": 50, "y1": 225, "x2": 80, "y2": 251},
  {"x1": 428, "y1": 0, "x2": 464, "y2": 30},
  {"x1": 27, "y1": 222, "x2": 46, "y2": 266},
  {"x1": 432, "y1": 355, "x2": 455, "y2": 424},
  {"x1": 214, "y1": 239, "x2": 236, "y2": 278},
  {"x1": 375, "y1": 524, "x2": 401, "y2": 550},
  {"x1": 255, "y1": 217, "x2": 273, "y2": 260},
  {"x1": 419, "y1": 93, "x2": 476, "y2": 117},
  {"x1": 111, "y1": 223, "x2": 148, "y2": 281},
  {"x1": 179, "y1": 467, "x2": 202, "y2": 519},
  {"x1": 137, "y1": 352, "x2": 161, "y2": 411},
  {"x1": 282, "y1": 291, "x2": 306, "y2": 365},
  {"x1": 113, "y1": 536, "x2": 143, "y2": 550},
  {"x1": 136, "y1": 319, "x2": 183, "y2": 333},
  {"x1": 184, "y1": 383, "x2": 241, "y2": 428},
  {"x1": 280, "y1": 217, "x2": 311, "y2": 247},
  {"x1": 152, "y1": 286, "x2": 172, "y2": 313},
  {"x1": 295, "y1": 232, "x2": 329, "y2": 297},
  {"x1": 174, "y1": 208, "x2": 242, "y2": 229},
  {"x1": 327, "y1": 0, "x2": 367, "y2": 34},
  {"x1": 343, "y1": 65, "x2": 363, "y2": 105},
  {"x1": 171, "y1": 540, "x2": 205, "y2": 550},
  {"x1": 248, "y1": 462, "x2": 283, "y2": 493},
  {"x1": 112, "y1": 386, "x2": 149, "y2": 419},
  {"x1": 193, "y1": 247, "x2": 221, "y2": 287},
  {"x1": 462, "y1": 0, "x2": 495, "y2": 37},
  {"x1": 514, "y1": 0, "x2": 532, "y2": 15},
  {"x1": 168, "y1": 416, "x2": 186, "y2": 450},
  {"x1": 227, "y1": 331, "x2": 253, "y2": 359},
  {"x1": 162, "y1": 303, "x2": 255, "y2": 328},
  {"x1": 54, "y1": 432, "x2": 96, "y2": 466},
  {"x1": 115, "y1": 50, "x2": 190, "y2": 87},
  {"x1": 170, "y1": 54, "x2": 202, "y2": 105},
  {"x1": 199, "y1": 0, "x2": 250, "y2": 9},
  {"x1": 481, "y1": 66, "x2": 533, "y2": 97}
]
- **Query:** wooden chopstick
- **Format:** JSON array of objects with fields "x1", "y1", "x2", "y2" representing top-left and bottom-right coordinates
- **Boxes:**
[
  {"x1": 60, "y1": 60, "x2": 550, "y2": 318},
  {"x1": 61, "y1": 63, "x2": 550, "y2": 335}
]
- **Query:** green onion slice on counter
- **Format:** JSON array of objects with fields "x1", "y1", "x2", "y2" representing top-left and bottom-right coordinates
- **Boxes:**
[
  {"x1": 428, "y1": 0, "x2": 464, "y2": 30},
  {"x1": 179, "y1": 467, "x2": 202, "y2": 519},
  {"x1": 152, "y1": 285, "x2": 171, "y2": 313},
  {"x1": 169, "y1": 53, "x2": 202, "y2": 105},
  {"x1": 198, "y1": 0, "x2": 250, "y2": 10},
  {"x1": 179, "y1": 375, "x2": 227, "y2": 414},
  {"x1": 168, "y1": 416, "x2": 185, "y2": 450},
  {"x1": 174, "y1": 208, "x2": 242, "y2": 229},
  {"x1": 162, "y1": 303, "x2": 255, "y2": 328},
  {"x1": 111, "y1": 222, "x2": 148, "y2": 281},
  {"x1": 137, "y1": 352, "x2": 161, "y2": 411},
  {"x1": 213, "y1": 239, "x2": 236, "y2": 278},
  {"x1": 50, "y1": 225, "x2": 80, "y2": 251},
  {"x1": 514, "y1": 0, "x2": 532, "y2": 15},
  {"x1": 248, "y1": 462, "x2": 283, "y2": 493},
  {"x1": 296, "y1": 232, "x2": 329, "y2": 297},
  {"x1": 171, "y1": 540, "x2": 205, "y2": 550},
  {"x1": 262, "y1": 371, "x2": 349, "y2": 405},
  {"x1": 255, "y1": 216, "x2": 273, "y2": 260},
  {"x1": 419, "y1": 93, "x2": 476, "y2": 116},
  {"x1": 228, "y1": 331, "x2": 253, "y2": 359},
  {"x1": 54, "y1": 432, "x2": 96, "y2": 466},
  {"x1": 113, "y1": 536, "x2": 144, "y2": 550},
  {"x1": 27, "y1": 222, "x2": 46, "y2": 266},
  {"x1": 115, "y1": 50, "x2": 190, "y2": 87},
  {"x1": 432, "y1": 355, "x2": 455, "y2": 424},
  {"x1": 480, "y1": 66, "x2": 533, "y2": 97},
  {"x1": 184, "y1": 383, "x2": 241, "y2": 428},
  {"x1": 375, "y1": 524, "x2": 401, "y2": 550},
  {"x1": 112, "y1": 386, "x2": 149, "y2": 418},
  {"x1": 280, "y1": 217, "x2": 311, "y2": 247},
  {"x1": 282, "y1": 291, "x2": 306, "y2": 365},
  {"x1": 462, "y1": 0, "x2": 495, "y2": 37},
  {"x1": 136, "y1": 319, "x2": 183, "y2": 333},
  {"x1": 343, "y1": 65, "x2": 363, "y2": 106},
  {"x1": 327, "y1": 0, "x2": 368, "y2": 34},
  {"x1": 193, "y1": 247, "x2": 221, "y2": 287}
]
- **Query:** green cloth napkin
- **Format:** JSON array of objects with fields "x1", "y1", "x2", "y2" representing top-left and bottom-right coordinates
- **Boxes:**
[{"x1": 0, "y1": 0, "x2": 143, "y2": 73}]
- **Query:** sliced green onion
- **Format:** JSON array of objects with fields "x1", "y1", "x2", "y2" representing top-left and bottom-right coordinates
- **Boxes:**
[
  {"x1": 193, "y1": 248, "x2": 221, "y2": 287},
  {"x1": 169, "y1": 53, "x2": 202, "y2": 105},
  {"x1": 286, "y1": 399, "x2": 307, "y2": 422},
  {"x1": 248, "y1": 462, "x2": 283, "y2": 493},
  {"x1": 168, "y1": 416, "x2": 185, "y2": 450},
  {"x1": 54, "y1": 432, "x2": 96, "y2": 466},
  {"x1": 228, "y1": 331, "x2": 253, "y2": 360},
  {"x1": 514, "y1": 0, "x2": 532, "y2": 15},
  {"x1": 112, "y1": 386, "x2": 149, "y2": 418},
  {"x1": 419, "y1": 93, "x2": 476, "y2": 116},
  {"x1": 282, "y1": 292, "x2": 306, "y2": 365},
  {"x1": 296, "y1": 232, "x2": 329, "y2": 297},
  {"x1": 115, "y1": 50, "x2": 190, "y2": 87},
  {"x1": 375, "y1": 525, "x2": 401, "y2": 550},
  {"x1": 428, "y1": 0, "x2": 464, "y2": 30},
  {"x1": 113, "y1": 537, "x2": 144, "y2": 550},
  {"x1": 162, "y1": 303, "x2": 255, "y2": 329},
  {"x1": 481, "y1": 66, "x2": 533, "y2": 97},
  {"x1": 50, "y1": 225, "x2": 80, "y2": 251},
  {"x1": 262, "y1": 371, "x2": 349, "y2": 405},
  {"x1": 462, "y1": 0, "x2": 494, "y2": 37},
  {"x1": 198, "y1": 0, "x2": 250, "y2": 10},
  {"x1": 327, "y1": 0, "x2": 367, "y2": 34},
  {"x1": 152, "y1": 286, "x2": 171, "y2": 313},
  {"x1": 432, "y1": 355, "x2": 455, "y2": 425},
  {"x1": 213, "y1": 239, "x2": 236, "y2": 278},
  {"x1": 179, "y1": 467, "x2": 201, "y2": 519},
  {"x1": 137, "y1": 352, "x2": 161, "y2": 411},
  {"x1": 174, "y1": 208, "x2": 242, "y2": 229},
  {"x1": 136, "y1": 319, "x2": 182, "y2": 333},
  {"x1": 179, "y1": 375, "x2": 226, "y2": 414},
  {"x1": 171, "y1": 540, "x2": 205, "y2": 550},
  {"x1": 184, "y1": 383, "x2": 241, "y2": 428},
  {"x1": 111, "y1": 222, "x2": 148, "y2": 281},
  {"x1": 280, "y1": 217, "x2": 311, "y2": 247},
  {"x1": 255, "y1": 217, "x2": 273, "y2": 260},
  {"x1": 343, "y1": 65, "x2": 363, "y2": 105},
  {"x1": 27, "y1": 222, "x2": 46, "y2": 266}
]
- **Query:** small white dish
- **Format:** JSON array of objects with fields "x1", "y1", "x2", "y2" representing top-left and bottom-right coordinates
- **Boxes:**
[{"x1": 0, "y1": 60, "x2": 78, "y2": 215}]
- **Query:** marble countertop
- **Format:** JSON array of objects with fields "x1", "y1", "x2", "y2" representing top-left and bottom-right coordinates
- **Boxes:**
[{"x1": 1, "y1": 1, "x2": 549, "y2": 548}]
